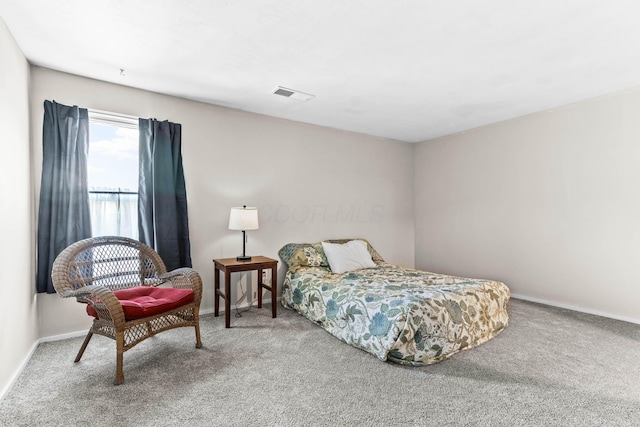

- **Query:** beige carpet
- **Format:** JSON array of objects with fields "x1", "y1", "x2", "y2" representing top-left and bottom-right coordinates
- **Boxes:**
[{"x1": 1, "y1": 299, "x2": 638, "y2": 426}]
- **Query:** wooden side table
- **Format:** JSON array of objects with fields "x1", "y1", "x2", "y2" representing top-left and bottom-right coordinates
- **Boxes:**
[{"x1": 212, "y1": 256, "x2": 278, "y2": 328}]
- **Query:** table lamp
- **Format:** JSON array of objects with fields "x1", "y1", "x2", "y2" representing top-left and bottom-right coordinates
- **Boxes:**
[{"x1": 228, "y1": 205, "x2": 259, "y2": 261}]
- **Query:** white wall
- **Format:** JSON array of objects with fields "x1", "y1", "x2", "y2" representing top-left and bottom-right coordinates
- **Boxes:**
[
  {"x1": 30, "y1": 67, "x2": 415, "y2": 338},
  {"x1": 0, "y1": 18, "x2": 37, "y2": 397},
  {"x1": 414, "y1": 87, "x2": 640, "y2": 323}
]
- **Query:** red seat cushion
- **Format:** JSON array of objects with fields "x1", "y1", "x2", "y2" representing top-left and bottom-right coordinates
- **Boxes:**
[{"x1": 86, "y1": 286, "x2": 194, "y2": 320}]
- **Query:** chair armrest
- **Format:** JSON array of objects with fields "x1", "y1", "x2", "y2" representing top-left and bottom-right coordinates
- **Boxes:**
[
  {"x1": 159, "y1": 268, "x2": 203, "y2": 306},
  {"x1": 56, "y1": 284, "x2": 105, "y2": 299},
  {"x1": 61, "y1": 285, "x2": 126, "y2": 328}
]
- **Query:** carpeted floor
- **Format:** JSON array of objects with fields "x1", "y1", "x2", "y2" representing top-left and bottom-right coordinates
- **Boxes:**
[{"x1": 1, "y1": 299, "x2": 639, "y2": 426}]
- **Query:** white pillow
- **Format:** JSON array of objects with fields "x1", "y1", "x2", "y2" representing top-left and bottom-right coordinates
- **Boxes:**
[{"x1": 321, "y1": 240, "x2": 376, "y2": 274}]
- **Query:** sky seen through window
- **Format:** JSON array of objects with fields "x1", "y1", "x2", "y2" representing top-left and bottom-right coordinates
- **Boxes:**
[{"x1": 87, "y1": 122, "x2": 138, "y2": 191}]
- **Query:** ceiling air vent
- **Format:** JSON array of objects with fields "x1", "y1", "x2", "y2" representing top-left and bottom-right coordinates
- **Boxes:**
[
  {"x1": 273, "y1": 87, "x2": 295, "y2": 97},
  {"x1": 272, "y1": 86, "x2": 315, "y2": 101}
]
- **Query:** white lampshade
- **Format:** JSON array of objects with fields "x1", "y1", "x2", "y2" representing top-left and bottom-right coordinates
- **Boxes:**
[{"x1": 228, "y1": 206, "x2": 259, "y2": 231}]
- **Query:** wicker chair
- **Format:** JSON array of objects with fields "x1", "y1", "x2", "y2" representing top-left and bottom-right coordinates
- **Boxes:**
[{"x1": 51, "y1": 236, "x2": 203, "y2": 385}]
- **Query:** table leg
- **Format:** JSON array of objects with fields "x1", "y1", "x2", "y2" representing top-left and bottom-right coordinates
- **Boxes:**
[
  {"x1": 214, "y1": 266, "x2": 220, "y2": 317},
  {"x1": 225, "y1": 269, "x2": 231, "y2": 328},
  {"x1": 257, "y1": 268, "x2": 263, "y2": 308},
  {"x1": 271, "y1": 264, "x2": 277, "y2": 318}
]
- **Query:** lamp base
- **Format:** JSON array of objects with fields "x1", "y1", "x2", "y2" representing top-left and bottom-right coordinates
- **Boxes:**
[{"x1": 236, "y1": 255, "x2": 252, "y2": 261}]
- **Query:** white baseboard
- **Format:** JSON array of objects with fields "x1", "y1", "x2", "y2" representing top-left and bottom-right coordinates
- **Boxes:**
[
  {"x1": 39, "y1": 330, "x2": 88, "y2": 343},
  {"x1": 510, "y1": 293, "x2": 640, "y2": 325},
  {"x1": 0, "y1": 340, "x2": 39, "y2": 402}
]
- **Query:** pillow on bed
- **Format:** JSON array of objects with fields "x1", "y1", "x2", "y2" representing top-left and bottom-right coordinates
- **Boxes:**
[
  {"x1": 279, "y1": 242, "x2": 328, "y2": 269},
  {"x1": 321, "y1": 240, "x2": 377, "y2": 274},
  {"x1": 326, "y1": 238, "x2": 385, "y2": 263}
]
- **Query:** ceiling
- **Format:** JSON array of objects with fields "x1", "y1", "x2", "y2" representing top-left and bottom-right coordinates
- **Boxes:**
[{"x1": 2, "y1": 0, "x2": 640, "y2": 143}]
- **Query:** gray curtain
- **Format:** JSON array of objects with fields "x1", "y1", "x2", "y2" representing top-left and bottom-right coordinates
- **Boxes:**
[
  {"x1": 138, "y1": 118, "x2": 192, "y2": 270},
  {"x1": 36, "y1": 100, "x2": 92, "y2": 293}
]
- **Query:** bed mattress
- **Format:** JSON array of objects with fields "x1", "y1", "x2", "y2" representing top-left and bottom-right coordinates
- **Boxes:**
[{"x1": 280, "y1": 242, "x2": 510, "y2": 364}]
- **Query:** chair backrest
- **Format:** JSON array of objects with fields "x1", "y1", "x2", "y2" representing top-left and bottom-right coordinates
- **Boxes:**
[{"x1": 52, "y1": 236, "x2": 168, "y2": 297}]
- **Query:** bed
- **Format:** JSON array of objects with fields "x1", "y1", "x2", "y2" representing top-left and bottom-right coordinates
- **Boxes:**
[{"x1": 279, "y1": 239, "x2": 510, "y2": 365}]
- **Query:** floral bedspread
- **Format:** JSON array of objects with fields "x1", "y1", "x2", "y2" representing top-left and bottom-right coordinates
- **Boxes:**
[{"x1": 281, "y1": 262, "x2": 510, "y2": 365}]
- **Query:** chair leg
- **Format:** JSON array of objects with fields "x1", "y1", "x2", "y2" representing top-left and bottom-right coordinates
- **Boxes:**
[
  {"x1": 75, "y1": 331, "x2": 93, "y2": 362},
  {"x1": 114, "y1": 332, "x2": 125, "y2": 385},
  {"x1": 194, "y1": 310, "x2": 202, "y2": 349}
]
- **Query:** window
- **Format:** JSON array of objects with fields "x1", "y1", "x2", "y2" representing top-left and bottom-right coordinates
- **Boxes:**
[{"x1": 87, "y1": 110, "x2": 139, "y2": 239}]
